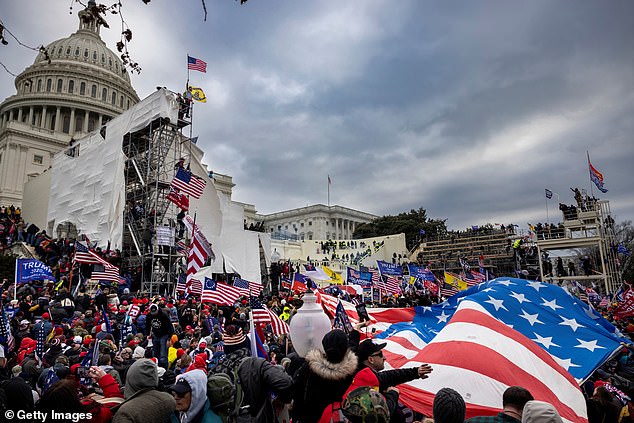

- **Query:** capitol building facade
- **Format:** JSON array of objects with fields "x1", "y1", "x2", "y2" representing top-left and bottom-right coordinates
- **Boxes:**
[{"x1": 0, "y1": 2, "x2": 139, "y2": 207}]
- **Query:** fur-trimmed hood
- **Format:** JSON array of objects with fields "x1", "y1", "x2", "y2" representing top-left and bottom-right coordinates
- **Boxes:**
[{"x1": 306, "y1": 348, "x2": 358, "y2": 381}]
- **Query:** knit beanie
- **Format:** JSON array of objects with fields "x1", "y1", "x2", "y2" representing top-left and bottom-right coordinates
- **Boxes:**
[
  {"x1": 433, "y1": 388, "x2": 466, "y2": 423},
  {"x1": 223, "y1": 325, "x2": 249, "y2": 355},
  {"x1": 132, "y1": 346, "x2": 146, "y2": 359},
  {"x1": 322, "y1": 330, "x2": 349, "y2": 363}
]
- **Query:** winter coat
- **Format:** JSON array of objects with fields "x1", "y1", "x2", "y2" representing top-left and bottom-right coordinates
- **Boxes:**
[{"x1": 291, "y1": 349, "x2": 358, "y2": 423}]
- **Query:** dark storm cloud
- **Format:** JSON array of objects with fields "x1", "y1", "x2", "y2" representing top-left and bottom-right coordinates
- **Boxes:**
[{"x1": 1, "y1": 1, "x2": 632, "y2": 229}]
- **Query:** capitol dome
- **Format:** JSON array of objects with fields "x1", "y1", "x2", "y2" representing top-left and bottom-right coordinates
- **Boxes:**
[{"x1": 0, "y1": 2, "x2": 140, "y2": 207}]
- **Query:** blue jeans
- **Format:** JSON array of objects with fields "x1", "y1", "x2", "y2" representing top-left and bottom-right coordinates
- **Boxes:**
[{"x1": 152, "y1": 334, "x2": 169, "y2": 369}]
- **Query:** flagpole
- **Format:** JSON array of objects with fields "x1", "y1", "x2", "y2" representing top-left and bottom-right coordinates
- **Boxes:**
[
  {"x1": 587, "y1": 151, "x2": 595, "y2": 198},
  {"x1": 327, "y1": 175, "x2": 330, "y2": 207},
  {"x1": 545, "y1": 196, "x2": 549, "y2": 225},
  {"x1": 14, "y1": 258, "x2": 17, "y2": 301}
]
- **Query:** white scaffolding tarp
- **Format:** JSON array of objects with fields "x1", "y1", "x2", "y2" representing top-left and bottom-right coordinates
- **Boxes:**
[{"x1": 47, "y1": 89, "x2": 179, "y2": 248}]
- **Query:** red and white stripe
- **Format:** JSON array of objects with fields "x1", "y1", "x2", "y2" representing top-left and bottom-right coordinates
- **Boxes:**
[
  {"x1": 186, "y1": 236, "x2": 208, "y2": 285},
  {"x1": 188, "y1": 279, "x2": 203, "y2": 296},
  {"x1": 266, "y1": 308, "x2": 290, "y2": 336},
  {"x1": 378, "y1": 275, "x2": 402, "y2": 295},
  {"x1": 201, "y1": 282, "x2": 241, "y2": 306},
  {"x1": 392, "y1": 301, "x2": 588, "y2": 422}
]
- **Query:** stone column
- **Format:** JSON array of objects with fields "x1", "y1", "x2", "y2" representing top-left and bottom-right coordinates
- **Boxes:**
[
  {"x1": 54, "y1": 107, "x2": 61, "y2": 132},
  {"x1": 83, "y1": 110, "x2": 89, "y2": 132},
  {"x1": 16, "y1": 108, "x2": 22, "y2": 122},
  {"x1": 28, "y1": 107, "x2": 34, "y2": 125},
  {"x1": 98, "y1": 114, "x2": 103, "y2": 127},
  {"x1": 69, "y1": 108, "x2": 76, "y2": 134},
  {"x1": 41, "y1": 106, "x2": 47, "y2": 129}
]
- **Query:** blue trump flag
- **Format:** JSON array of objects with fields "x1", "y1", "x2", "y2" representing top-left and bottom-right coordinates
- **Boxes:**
[
  {"x1": 376, "y1": 278, "x2": 630, "y2": 382},
  {"x1": 16, "y1": 258, "x2": 56, "y2": 283},
  {"x1": 377, "y1": 260, "x2": 403, "y2": 276},
  {"x1": 347, "y1": 267, "x2": 372, "y2": 287}
]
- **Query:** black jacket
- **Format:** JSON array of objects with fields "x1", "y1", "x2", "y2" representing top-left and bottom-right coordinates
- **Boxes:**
[
  {"x1": 146, "y1": 310, "x2": 174, "y2": 338},
  {"x1": 291, "y1": 349, "x2": 358, "y2": 423},
  {"x1": 212, "y1": 347, "x2": 293, "y2": 423}
]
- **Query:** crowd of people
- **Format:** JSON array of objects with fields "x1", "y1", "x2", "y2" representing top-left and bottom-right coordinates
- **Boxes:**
[{"x1": 0, "y1": 204, "x2": 632, "y2": 422}]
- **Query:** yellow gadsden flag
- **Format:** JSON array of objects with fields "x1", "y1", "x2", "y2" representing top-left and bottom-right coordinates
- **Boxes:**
[
  {"x1": 322, "y1": 265, "x2": 343, "y2": 285},
  {"x1": 444, "y1": 271, "x2": 468, "y2": 291},
  {"x1": 186, "y1": 86, "x2": 207, "y2": 103}
]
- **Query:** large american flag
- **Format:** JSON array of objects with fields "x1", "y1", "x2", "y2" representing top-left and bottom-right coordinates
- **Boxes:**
[
  {"x1": 233, "y1": 278, "x2": 263, "y2": 297},
  {"x1": 201, "y1": 278, "x2": 241, "y2": 306},
  {"x1": 171, "y1": 167, "x2": 206, "y2": 199},
  {"x1": 405, "y1": 300, "x2": 588, "y2": 422},
  {"x1": 369, "y1": 278, "x2": 628, "y2": 420}
]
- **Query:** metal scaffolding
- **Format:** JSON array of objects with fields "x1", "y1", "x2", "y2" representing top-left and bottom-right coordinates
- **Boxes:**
[
  {"x1": 121, "y1": 115, "x2": 189, "y2": 295},
  {"x1": 536, "y1": 200, "x2": 620, "y2": 293}
]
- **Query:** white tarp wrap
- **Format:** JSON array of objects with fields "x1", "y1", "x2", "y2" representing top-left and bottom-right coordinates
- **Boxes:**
[
  {"x1": 47, "y1": 89, "x2": 179, "y2": 248},
  {"x1": 258, "y1": 233, "x2": 272, "y2": 268}
]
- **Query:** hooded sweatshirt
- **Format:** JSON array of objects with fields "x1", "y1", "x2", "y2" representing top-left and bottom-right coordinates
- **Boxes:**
[
  {"x1": 173, "y1": 369, "x2": 215, "y2": 423},
  {"x1": 124, "y1": 358, "x2": 159, "y2": 399},
  {"x1": 522, "y1": 401, "x2": 563, "y2": 423}
]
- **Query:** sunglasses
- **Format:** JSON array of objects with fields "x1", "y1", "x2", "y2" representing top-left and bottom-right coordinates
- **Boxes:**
[
  {"x1": 370, "y1": 351, "x2": 384, "y2": 358},
  {"x1": 172, "y1": 391, "x2": 189, "y2": 399}
]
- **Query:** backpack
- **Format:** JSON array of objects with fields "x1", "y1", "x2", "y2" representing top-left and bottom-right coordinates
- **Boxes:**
[{"x1": 207, "y1": 358, "x2": 249, "y2": 423}]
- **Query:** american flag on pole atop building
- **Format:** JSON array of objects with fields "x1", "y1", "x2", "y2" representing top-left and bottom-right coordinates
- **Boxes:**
[
  {"x1": 171, "y1": 167, "x2": 206, "y2": 199},
  {"x1": 187, "y1": 55, "x2": 207, "y2": 73}
]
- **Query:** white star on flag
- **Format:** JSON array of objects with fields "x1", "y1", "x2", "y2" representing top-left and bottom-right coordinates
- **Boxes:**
[
  {"x1": 485, "y1": 296, "x2": 508, "y2": 311},
  {"x1": 559, "y1": 316, "x2": 584, "y2": 332},
  {"x1": 510, "y1": 292, "x2": 531, "y2": 304},
  {"x1": 541, "y1": 298, "x2": 563, "y2": 311},
  {"x1": 519, "y1": 310, "x2": 543, "y2": 326},
  {"x1": 575, "y1": 339, "x2": 605, "y2": 352},
  {"x1": 527, "y1": 281, "x2": 545, "y2": 291},
  {"x1": 437, "y1": 311, "x2": 450, "y2": 323},
  {"x1": 533, "y1": 333, "x2": 560, "y2": 350}
]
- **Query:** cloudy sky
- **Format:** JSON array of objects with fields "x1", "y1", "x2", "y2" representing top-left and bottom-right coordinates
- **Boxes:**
[{"x1": 1, "y1": 1, "x2": 632, "y2": 230}]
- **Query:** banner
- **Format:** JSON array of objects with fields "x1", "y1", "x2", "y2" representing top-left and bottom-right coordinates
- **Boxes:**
[
  {"x1": 408, "y1": 264, "x2": 435, "y2": 284},
  {"x1": 377, "y1": 260, "x2": 403, "y2": 276},
  {"x1": 616, "y1": 289, "x2": 634, "y2": 319},
  {"x1": 16, "y1": 259, "x2": 56, "y2": 283},
  {"x1": 155, "y1": 226, "x2": 175, "y2": 246},
  {"x1": 347, "y1": 267, "x2": 372, "y2": 287}
]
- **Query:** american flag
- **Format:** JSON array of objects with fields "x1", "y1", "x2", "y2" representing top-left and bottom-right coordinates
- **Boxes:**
[
  {"x1": 201, "y1": 278, "x2": 241, "y2": 306},
  {"x1": 234, "y1": 278, "x2": 263, "y2": 297},
  {"x1": 175, "y1": 240, "x2": 188, "y2": 256},
  {"x1": 377, "y1": 275, "x2": 402, "y2": 295},
  {"x1": 183, "y1": 215, "x2": 214, "y2": 259},
  {"x1": 0, "y1": 302, "x2": 14, "y2": 353},
  {"x1": 461, "y1": 271, "x2": 482, "y2": 287},
  {"x1": 187, "y1": 55, "x2": 207, "y2": 73},
  {"x1": 176, "y1": 273, "x2": 187, "y2": 293},
  {"x1": 188, "y1": 278, "x2": 203, "y2": 296},
  {"x1": 407, "y1": 300, "x2": 588, "y2": 421},
  {"x1": 371, "y1": 278, "x2": 628, "y2": 419},
  {"x1": 91, "y1": 262, "x2": 120, "y2": 284},
  {"x1": 250, "y1": 296, "x2": 271, "y2": 325},
  {"x1": 249, "y1": 296, "x2": 288, "y2": 335},
  {"x1": 599, "y1": 297, "x2": 609, "y2": 308},
  {"x1": 171, "y1": 167, "x2": 206, "y2": 199},
  {"x1": 74, "y1": 241, "x2": 120, "y2": 283}
]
